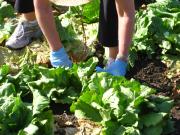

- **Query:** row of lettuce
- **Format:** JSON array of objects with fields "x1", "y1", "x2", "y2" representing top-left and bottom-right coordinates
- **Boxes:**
[
  {"x1": 129, "y1": 0, "x2": 180, "y2": 66},
  {"x1": 0, "y1": 0, "x2": 179, "y2": 65},
  {"x1": 0, "y1": 0, "x2": 178, "y2": 134},
  {"x1": 0, "y1": 58, "x2": 175, "y2": 135}
]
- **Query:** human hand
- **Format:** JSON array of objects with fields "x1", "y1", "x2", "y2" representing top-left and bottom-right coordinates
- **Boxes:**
[
  {"x1": 96, "y1": 59, "x2": 127, "y2": 76},
  {"x1": 50, "y1": 47, "x2": 72, "y2": 68}
]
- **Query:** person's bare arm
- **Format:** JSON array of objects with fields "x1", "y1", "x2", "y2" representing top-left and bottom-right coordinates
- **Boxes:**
[
  {"x1": 115, "y1": 0, "x2": 135, "y2": 58},
  {"x1": 33, "y1": 0, "x2": 62, "y2": 51}
]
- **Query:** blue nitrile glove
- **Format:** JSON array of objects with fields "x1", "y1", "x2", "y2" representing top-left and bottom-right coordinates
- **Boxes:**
[
  {"x1": 50, "y1": 47, "x2": 72, "y2": 68},
  {"x1": 96, "y1": 59, "x2": 127, "y2": 76}
]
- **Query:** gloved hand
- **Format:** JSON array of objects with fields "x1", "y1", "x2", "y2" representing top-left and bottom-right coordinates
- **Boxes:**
[
  {"x1": 96, "y1": 59, "x2": 127, "y2": 76},
  {"x1": 50, "y1": 47, "x2": 72, "y2": 68}
]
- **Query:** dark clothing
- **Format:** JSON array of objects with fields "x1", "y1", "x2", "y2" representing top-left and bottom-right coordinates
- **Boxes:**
[
  {"x1": 5, "y1": 0, "x2": 15, "y2": 7},
  {"x1": 5, "y1": 0, "x2": 34, "y2": 13},
  {"x1": 98, "y1": 0, "x2": 142, "y2": 47},
  {"x1": 98, "y1": 0, "x2": 118, "y2": 47},
  {"x1": 15, "y1": 0, "x2": 34, "y2": 13}
]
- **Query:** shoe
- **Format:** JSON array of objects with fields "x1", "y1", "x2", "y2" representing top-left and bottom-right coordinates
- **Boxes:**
[{"x1": 6, "y1": 20, "x2": 42, "y2": 49}]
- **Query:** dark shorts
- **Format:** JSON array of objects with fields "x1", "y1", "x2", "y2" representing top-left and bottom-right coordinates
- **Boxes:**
[
  {"x1": 98, "y1": 0, "x2": 118, "y2": 47},
  {"x1": 6, "y1": 0, "x2": 34, "y2": 13},
  {"x1": 98, "y1": 0, "x2": 142, "y2": 47}
]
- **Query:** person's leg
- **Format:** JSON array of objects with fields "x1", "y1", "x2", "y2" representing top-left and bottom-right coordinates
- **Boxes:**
[
  {"x1": 98, "y1": 0, "x2": 118, "y2": 65},
  {"x1": 109, "y1": 47, "x2": 118, "y2": 60},
  {"x1": 6, "y1": 0, "x2": 42, "y2": 49},
  {"x1": 22, "y1": 12, "x2": 36, "y2": 21},
  {"x1": 5, "y1": 0, "x2": 36, "y2": 21},
  {"x1": 15, "y1": 0, "x2": 36, "y2": 21},
  {"x1": 97, "y1": 0, "x2": 135, "y2": 76}
]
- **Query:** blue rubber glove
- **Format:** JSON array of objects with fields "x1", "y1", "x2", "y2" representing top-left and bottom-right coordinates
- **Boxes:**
[
  {"x1": 50, "y1": 47, "x2": 72, "y2": 68},
  {"x1": 96, "y1": 59, "x2": 127, "y2": 76}
]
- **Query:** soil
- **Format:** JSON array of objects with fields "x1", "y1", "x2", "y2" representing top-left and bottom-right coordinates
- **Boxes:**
[
  {"x1": 126, "y1": 53, "x2": 176, "y2": 95},
  {"x1": 54, "y1": 114, "x2": 102, "y2": 135},
  {"x1": 53, "y1": 49, "x2": 180, "y2": 135},
  {"x1": 126, "y1": 53, "x2": 180, "y2": 135}
]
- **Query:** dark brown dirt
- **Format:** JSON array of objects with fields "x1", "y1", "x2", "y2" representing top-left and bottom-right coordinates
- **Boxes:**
[
  {"x1": 126, "y1": 54, "x2": 174, "y2": 94},
  {"x1": 54, "y1": 114, "x2": 78, "y2": 135},
  {"x1": 50, "y1": 101, "x2": 71, "y2": 115},
  {"x1": 126, "y1": 53, "x2": 180, "y2": 135},
  {"x1": 171, "y1": 105, "x2": 180, "y2": 135}
]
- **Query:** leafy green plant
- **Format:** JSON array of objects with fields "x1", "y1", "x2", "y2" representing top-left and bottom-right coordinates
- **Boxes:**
[
  {"x1": 70, "y1": 0, "x2": 100, "y2": 24},
  {"x1": 129, "y1": 0, "x2": 180, "y2": 67},
  {"x1": 0, "y1": 95, "x2": 54, "y2": 135},
  {"x1": 0, "y1": 0, "x2": 15, "y2": 43},
  {"x1": 55, "y1": 9, "x2": 98, "y2": 62},
  {"x1": 0, "y1": 0, "x2": 14, "y2": 22},
  {"x1": 71, "y1": 73, "x2": 174, "y2": 135},
  {"x1": 0, "y1": 57, "x2": 175, "y2": 134}
]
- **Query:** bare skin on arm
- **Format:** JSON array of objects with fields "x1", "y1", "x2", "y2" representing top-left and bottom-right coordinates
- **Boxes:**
[{"x1": 33, "y1": 0, "x2": 62, "y2": 51}]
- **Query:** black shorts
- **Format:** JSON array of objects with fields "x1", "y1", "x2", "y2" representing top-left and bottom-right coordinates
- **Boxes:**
[
  {"x1": 98, "y1": 0, "x2": 141, "y2": 47},
  {"x1": 5, "y1": 0, "x2": 34, "y2": 13},
  {"x1": 98, "y1": 0, "x2": 118, "y2": 47}
]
